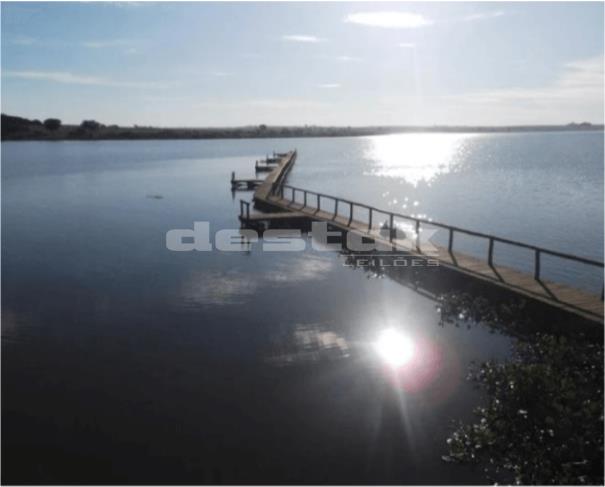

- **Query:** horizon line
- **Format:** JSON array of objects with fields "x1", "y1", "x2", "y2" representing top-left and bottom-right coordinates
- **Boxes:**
[{"x1": 2, "y1": 113, "x2": 603, "y2": 131}]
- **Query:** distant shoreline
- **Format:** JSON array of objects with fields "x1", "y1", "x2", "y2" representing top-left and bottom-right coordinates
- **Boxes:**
[{"x1": 2, "y1": 114, "x2": 603, "y2": 141}]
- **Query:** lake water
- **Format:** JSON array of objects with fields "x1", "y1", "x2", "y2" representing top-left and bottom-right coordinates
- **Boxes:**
[
  {"x1": 286, "y1": 131, "x2": 604, "y2": 291},
  {"x1": 1, "y1": 132, "x2": 602, "y2": 484}
]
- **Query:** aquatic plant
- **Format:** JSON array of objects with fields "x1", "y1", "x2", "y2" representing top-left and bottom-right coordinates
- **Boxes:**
[
  {"x1": 437, "y1": 292, "x2": 531, "y2": 334},
  {"x1": 444, "y1": 333, "x2": 604, "y2": 485}
]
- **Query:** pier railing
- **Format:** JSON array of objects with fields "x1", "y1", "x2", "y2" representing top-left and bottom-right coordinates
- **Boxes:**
[
  {"x1": 270, "y1": 150, "x2": 297, "y2": 190},
  {"x1": 271, "y1": 182, "x2": 604, "y2": 294}
]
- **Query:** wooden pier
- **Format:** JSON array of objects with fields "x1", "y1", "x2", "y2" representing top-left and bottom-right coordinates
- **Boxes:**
[
  {"x1": 238, "y1": 200, "x2": 308, "y2": 224},
  {"x1": 230, "y1": 171, "x2": 264, "y2": 190},
  {"x1": 235, "y1": 150, "x2": 604, "y2": 323},
  {"x1": 255, "y1": 161, "x2": 275, "y2": 172},
  {"x1": 231, "y1": 154, "x2": 290, "y2": 189}
]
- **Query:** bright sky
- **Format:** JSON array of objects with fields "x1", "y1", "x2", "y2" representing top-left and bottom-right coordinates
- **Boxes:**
[{"x1": 1, "y1": 1, "x2": 603, "y2": 127}]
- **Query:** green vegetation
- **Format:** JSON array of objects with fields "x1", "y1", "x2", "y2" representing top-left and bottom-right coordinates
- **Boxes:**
[
  {"x1": 439, "y1": 293, "x2": 604, "y2": 485},
  {"x1": 2, "y1": 113, "x2": 603, "y2": 141},
  {"x1": 43, "y1": 118, "x2": 61, "y2": 131}
]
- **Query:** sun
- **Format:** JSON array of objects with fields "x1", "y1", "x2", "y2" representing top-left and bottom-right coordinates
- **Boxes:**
[{"x1": 374, "y1": 328, "x2": 415, "y2": 368}]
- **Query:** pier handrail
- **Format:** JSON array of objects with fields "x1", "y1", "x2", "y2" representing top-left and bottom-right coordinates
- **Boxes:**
[
  {"x1": 271, "y1": 182, "x2": 604, "y2": 283},
  {"x1": 270, "y1": 150, "x2": 297, "y2": 191}
]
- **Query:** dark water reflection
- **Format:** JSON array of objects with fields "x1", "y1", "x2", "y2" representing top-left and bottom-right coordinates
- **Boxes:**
[
  {"x1": 2, "y1": 248, "x2": 513, "y2": 483},
  {"x1": 1, "y1": 140, "x2": 551, "y2": 484}
]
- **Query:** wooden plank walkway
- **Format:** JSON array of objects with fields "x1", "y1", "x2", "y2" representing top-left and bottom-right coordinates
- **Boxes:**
[
  {"x1": 253, "y1": 151, "x2": 297, "y2": 202},
  {"x1": 240, "y1": 211, "x2": 308, "y2": 222},
  {"x1": 238, "y1": 149, "x2": 604, "y2": 324},
  {"x1": 269, "y1": 197, "x2": 603, "y2": 322}
]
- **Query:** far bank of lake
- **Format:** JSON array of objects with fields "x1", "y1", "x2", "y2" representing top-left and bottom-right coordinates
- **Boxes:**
[{"x1": 2, "y1": 113, "x2": 603, "y2": 141}]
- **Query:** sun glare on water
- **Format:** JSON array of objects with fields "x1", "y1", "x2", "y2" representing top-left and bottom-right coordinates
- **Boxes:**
[
  {"x1": 374, "y1": 328, "x2": 415, "y2": 368},
  {"x1": 365, "y1": 133, "x2": 477, "y2": 186}
]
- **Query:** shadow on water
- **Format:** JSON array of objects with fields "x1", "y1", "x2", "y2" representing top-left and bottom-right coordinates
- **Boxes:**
[
  {"x1": 340, "y1": 252, "x2": 602, "y2": 340},
  {"x1": 244, "y1": 220, "x2": 602, "y2": 340}
]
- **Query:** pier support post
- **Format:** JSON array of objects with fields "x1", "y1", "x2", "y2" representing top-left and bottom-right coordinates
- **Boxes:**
[{"x1": 488, "y1": 238, "x2": 494, "y2": 266}]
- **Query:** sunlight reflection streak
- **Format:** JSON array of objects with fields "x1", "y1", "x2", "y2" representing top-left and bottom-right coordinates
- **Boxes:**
[{"x1": 364, "y1": 133, "x2": 478, "y2": 186}]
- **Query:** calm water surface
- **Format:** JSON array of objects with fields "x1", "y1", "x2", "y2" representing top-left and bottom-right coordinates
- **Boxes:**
[
  {"x1": 2, "y1": 133, "x2": 602, "y2": 484},
  {"x1": 287, "y1": 131, "x2": 604, "y2": 291}
]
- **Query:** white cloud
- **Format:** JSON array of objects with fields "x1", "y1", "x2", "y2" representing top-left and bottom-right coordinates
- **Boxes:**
[
  {"x1": 210, "y1": 70, "x2": 231, "y2": 77},
  {"x1": 345, "y1": 11, "x2": 432, "y2": 29},
  {"x1": 5, "y1": 71, "x2": 106, "y2": 85},
  {"x1": 3, "y1": 70, "x2": 166, "y2": 89},
  {"x1": 111, "y1": 2, "x2": 147, "y2": 8},
  {"x1": 398, "y1": 43, "x2": 416, "y2": 48},
  {"x1": 142, "y1": 95, "x2": 189, "y2": 103},
  {"x1": 423, "y1": 56, "x2": 604, "y2": 124},
  {"x1": 459, "y1": 10, "x2": 505, "y2": 22},
  {"x1": 82, "y1": 39, "x2": 137, "y2": 48},
  {"x1": 244, "y1": 98, "x2": 330, "y2": 110},
  {"x1": 11, "y1": 36, "x2": 37, "y2": 46},
  {"x1": 316, "y1": 83, "x2": 341, "y2": 89},
  {"x1": 558, "y1": 57, "x2": 603, "y2": 89},
  {"x1": 282, "y1": 34, "x2": 325, "y2": 43},
  {"x1": 336, "y1": 55, "x2": 362, "y2": 63},
  {"x1": 345, "y1": 9, "x2": 505, "y2": 29},
  {"x1": 195, "y1": 97, "x2": 331, "y2": 112},
  {"x1": 7, "y1": 37, "x2": 142, "y2": 50},
  {"x1": 458, "y1": 57, "x2": 602, "y2": 104}
]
